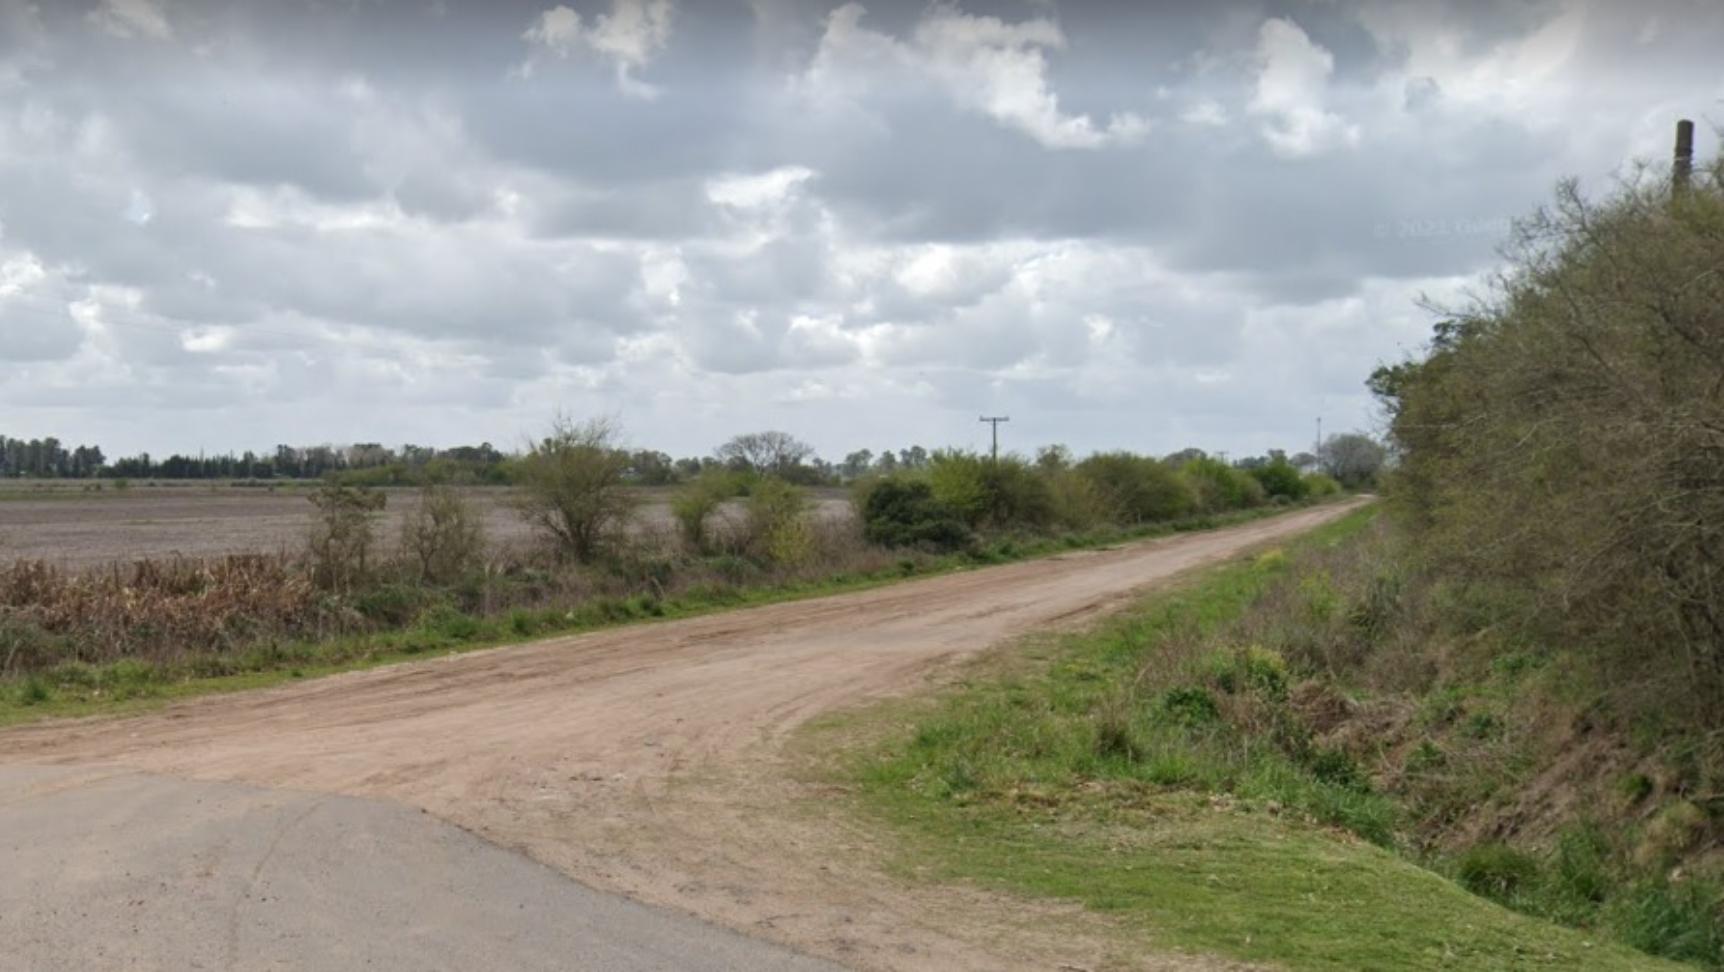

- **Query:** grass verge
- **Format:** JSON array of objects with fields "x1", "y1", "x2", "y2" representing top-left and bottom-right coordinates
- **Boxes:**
[
  {"x1": 0, "y1": 501, "x2": 1333, "y2": 727},
  {"x1": 815, "y1": 507, "x2": 1686, "y2": 971}
]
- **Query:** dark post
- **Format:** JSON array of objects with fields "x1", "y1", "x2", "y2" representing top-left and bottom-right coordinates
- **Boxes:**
[
  {"x1": 1675, "y1": 119, "x2": 1695, "y2": 192},
  {"x1": 979, "y1": 416, "x2": 1009, "y2": 462}
]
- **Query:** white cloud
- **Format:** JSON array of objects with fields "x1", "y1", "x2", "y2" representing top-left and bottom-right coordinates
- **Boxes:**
[
  {"x1": 521, "y1": 0, "x2": 674, "y2": 98},
  {"x1": 1355, "y1": 0, "x2": 1587, "y2": 117},
  {"x1": 804, "y1": 3, "x2": 1149, "y2": 150},
  {"x1": 1179, "y1": 99, "x2": 1228, "y2": 127},
  {"x1": 88, "y1": 0, "x2": 173, "y2": 41},
  {"x1": 704, "y1": 166, "x2": 815, "y2": 210},
  {"x1": 1249, "y1": 17, "x2": 1360, "y2": 158}
]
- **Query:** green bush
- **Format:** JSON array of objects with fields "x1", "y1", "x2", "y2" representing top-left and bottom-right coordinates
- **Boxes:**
[
  {"x1": 1076, "y1": 452, "x2": 1196, "y2": 524},
  {"x1": 672, "y1": 469, "x2": 740, "y2": 554},
  {"x1": 745, "y1": 477, "x2": 811, "y2": 566},
  {"x1": 858, "y1": 477, "x2": 974, "y2": 552},
  {"x1": 353, "y1": 583, "x2": 440, "y2": 627},
  {"x1": 927, "y1": 452, "x2": 1054, "y2": 531},
  {"x1": 0, "y1": 616, "x2": 67, "y2": 673},
  {"x1": 1302, "y1": 472, "x2": 1342, "y2": 497},
  {"x1": 1206, "y1": 645, "x2": 1289, "y2": 700},
  {"x1": 1456, "y1": 843, "x2": 1542, "y2": 902},
  {"x1": 1045, "y1": 468, "x2": 1108, "y2": 530},
  {"x1": 1180, "y1": 457, "x2": 1265, "y2": 512},
  {"x1": 1159, "y1": 686, "x2": 1220, "y2": 726},
  {"x1": 1249, "y1": 456, "x2": 1309, "y2": 501}
]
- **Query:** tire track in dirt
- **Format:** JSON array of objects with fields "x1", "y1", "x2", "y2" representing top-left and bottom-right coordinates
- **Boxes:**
[{"x1": 0, "y1": 502, "x2": 1364, "y2": 970}]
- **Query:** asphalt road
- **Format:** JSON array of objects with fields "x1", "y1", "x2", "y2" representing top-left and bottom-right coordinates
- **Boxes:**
[{"x1": 0, "y1": 766, "x2": 840, "y2": 972}]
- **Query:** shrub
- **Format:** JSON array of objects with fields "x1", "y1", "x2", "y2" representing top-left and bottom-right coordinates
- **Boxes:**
[
  {"x1": 927, "y1": 451, "x2": 1053, "y2": 531},
  {"x1": 672, "y1": 469, "x2": 739, "y2": 554},
  {"x1": 400, "y1": 484, "x2": 485, "y2": 584},
  {"x1": 1207, "y1": 645, "x2": 1289, "y2": 700},
  {"x1": 745, "y1": 477, "x2": 811, "y2": 566},
  {"x1": 512, "y1": 416, "x2": 637, "y2": 563},
  {"x1": 307, "y1": 483, "x2": 387, "y2": 592},
  {"x1": 1159, "y1": 686, "x2": 1220, "y2": 726},
  {"x1": 1044, "y1": 468, "x2": 1108, "y2": 530},
  {"x1": 0, "y1": 616, "x2": 65, "y2": 674},
  {"x1": 1456, "y1": 843, "x2": 1541, "y2": 902},
  {"x1": 1373, "y1": 162, "x2": 1724, "y2": 725},
  {"x1": 353, "y1": 583, "x2": 439, "y2": 627},
  {"x1": 1179, "y1": 457, "x2": 1265, "y2": 512},
  {"x1": 1076, "y1": 453, "x2": 1196, "y2": 524},
  {"x1": 1302, "y1": 472, "x2": 1342, "y2": 497},
  {"x1": 1249, "y1": 455, "x2": 1309, "y2": 501},
  {"x1": 858, "y1": 477, "x2": 974, "y2": 552}
]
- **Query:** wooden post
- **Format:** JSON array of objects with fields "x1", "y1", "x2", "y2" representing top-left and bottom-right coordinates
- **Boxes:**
[{"x1": 1674, "y1": 119, "x2": 1695, "y2": 192}]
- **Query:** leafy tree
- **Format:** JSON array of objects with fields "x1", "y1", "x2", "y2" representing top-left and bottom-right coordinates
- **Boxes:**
[
  {"x1": 513, "y1": 416, "x2": 637, "y2": 563},
  {"x1": 1250, "y1": 454, "x2": 1309, "y2": 500},
  {"x1": 840, "y1": 449, "x2": 874, "y2": 480},
  {"x1": 1318, "y1": 433, "x2": 1387, "y2": 489},
  {"x1": 1379, "y1": 159, "x2": 1724, "y2": 722},
  {"x1": 715, "y1": 431, "x2": 816, "y2": 478}
]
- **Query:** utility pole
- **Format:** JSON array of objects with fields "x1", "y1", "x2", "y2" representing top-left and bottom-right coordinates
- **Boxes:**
[
  {"x1": 1315, "y1": 416, "x2": 1322, "y2": 466},
  {"x1": 979, "y1": 416, "x2": 1009, "y2": 462},
  {"x1": 1675, "y1": 119, "x2": 1695, "y2": 193}
]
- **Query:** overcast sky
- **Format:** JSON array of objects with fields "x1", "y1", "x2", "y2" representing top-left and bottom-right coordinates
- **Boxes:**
[{"x1": 0, "y1": 0, "x2": 1719, "y2": 461}]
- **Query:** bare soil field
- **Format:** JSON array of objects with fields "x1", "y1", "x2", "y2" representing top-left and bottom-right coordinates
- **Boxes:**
[
  {"x1": 0, "y1": 501, "x2": 1362, "y2": 970},
  {"x1": 0, "y1": 485, "x2": 853, "y2": 568}
]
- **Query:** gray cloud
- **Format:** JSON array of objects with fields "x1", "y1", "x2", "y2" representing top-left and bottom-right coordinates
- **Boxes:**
[{"x1": 0, "y1": 0, "x2": 1719, "y2": 460}]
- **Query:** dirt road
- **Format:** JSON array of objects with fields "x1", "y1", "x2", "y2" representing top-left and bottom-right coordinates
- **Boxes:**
[{"x1": 0, "y1": 502, "x2": 1363, "y2": 970}]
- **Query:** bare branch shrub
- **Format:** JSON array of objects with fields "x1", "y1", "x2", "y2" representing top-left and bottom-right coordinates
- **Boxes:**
[
  {"x1": 401, "y1": 484, "x2": 486, "y2": 583},
  {"x1": 307, "y1": 483, "x2": 387, "y2": 592}
]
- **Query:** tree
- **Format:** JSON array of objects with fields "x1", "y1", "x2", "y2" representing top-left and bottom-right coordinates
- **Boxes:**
[
  {"x1": 1035, "y1": 444, "x2": 1072, "y2": 472},
  {"x1": 1318, "y1": 433, "x2": 1386, "y2": 489},
  {"x1": 307, "y1": 483, "x2": 387, "y2": 591},
  {"x1": 1379, "y1": 161, "x2": 1724, "y2": 721},
  {"x1": 715, "y1": 431, "x2": 816, "y2": 478},
  {"x1": 401, "y1": 484, "x2": 485, "y2": 583},
  {"x1": 1248, "y1": 454, "x2": 1308, "y2": 500},
  {"x1": 513, "y1": 416, "x2": 637, "y2": 562},
  {"x1": 840, "y1": 449, "x2": 875, "y2": 480}
]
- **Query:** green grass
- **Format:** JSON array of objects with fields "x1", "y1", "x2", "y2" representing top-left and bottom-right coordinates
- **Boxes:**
[
  {"x1": 820, "y1": 507, "x2": 1687, "y2": 971},
  {"x1": 0, "y1": 500, "x2": 1341, "y2": 727}
]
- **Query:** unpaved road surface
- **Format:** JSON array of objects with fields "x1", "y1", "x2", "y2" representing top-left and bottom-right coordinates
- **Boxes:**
[{"x1": 0, "y1": 502, "x2": 1362, "y2": 970}]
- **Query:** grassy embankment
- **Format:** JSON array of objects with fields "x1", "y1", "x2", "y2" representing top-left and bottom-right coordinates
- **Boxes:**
[
  {"x1": 818, "y1": 505, "x2": 1707, "y2": 971},
  {"x1": 0, "y1": 502, "x2": 1323, "y2": 727}
]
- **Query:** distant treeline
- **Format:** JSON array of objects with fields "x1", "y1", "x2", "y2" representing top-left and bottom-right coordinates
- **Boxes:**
[
  {"x1": 0, "y1": 436, "x2": 513, "y2": 483},
  {"x1": 0, "y1": 431, "x2": 1374, "y2": 490}
]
